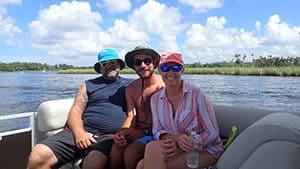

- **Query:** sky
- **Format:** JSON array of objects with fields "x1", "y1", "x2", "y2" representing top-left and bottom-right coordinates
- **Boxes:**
[{"x1": 0, "y1": 0, "x2": 299, "y2": 66}]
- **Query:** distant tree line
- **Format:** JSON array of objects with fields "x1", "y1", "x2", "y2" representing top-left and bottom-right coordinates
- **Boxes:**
[
  {"x1": 186, "y1": 55, "x2": 300, "y2": 68},
  {"x1": 0, "y1": 62, "x2": 75, "y2": 71},
  {"x1": 1, "y1": 55, "x2": 299, "y2": 71}
]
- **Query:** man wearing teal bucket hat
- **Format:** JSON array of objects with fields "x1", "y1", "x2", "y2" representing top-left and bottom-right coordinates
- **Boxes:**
[{"x1": 27, "y1": 48, "x2": 132, "y2": 169}]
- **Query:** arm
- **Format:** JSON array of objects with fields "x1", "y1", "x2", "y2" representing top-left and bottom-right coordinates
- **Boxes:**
[
  {"x1": 151, "y1": 93, "x2": 169, "y2": 140},
  {"x1": 121, "y1": 86, "x2": 136, "y2": 128},
  {"x1": 195, "y1": 92, "x2": 220, "y2": 147},
  {"x1": 67, "y1": 83, "x2": 96, "y2": 149},
  {"x1": 187, "y1": 92, "x2": 223, "y2": 159},
  {"x1": 114, "y1": 85, "x2": 142, "y2": 146}
]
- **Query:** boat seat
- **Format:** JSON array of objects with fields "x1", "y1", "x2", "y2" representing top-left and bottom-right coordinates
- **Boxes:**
[
  {"x1": 216, "y1": 112, "x2": 300, "y2": 169},
  {"x1": 35, "y1": 99, "x2": 300, "y2": 169},
  {"x1": 213, "y1": 104, "x2": 273, "y2": 139},
  {"x1": 35, "y1": 98, "x2": 81, "y2": 169}
]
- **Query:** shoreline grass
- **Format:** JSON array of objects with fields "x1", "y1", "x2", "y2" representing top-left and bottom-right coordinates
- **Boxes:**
[{"x1": 57, "y1": 66, "x2": 300, "y2": 76}]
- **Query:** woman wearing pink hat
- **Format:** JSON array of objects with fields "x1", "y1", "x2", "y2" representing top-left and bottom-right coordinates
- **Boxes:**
[{"x1": 137, "y1": 52, "x2": 223, "y2": 169}]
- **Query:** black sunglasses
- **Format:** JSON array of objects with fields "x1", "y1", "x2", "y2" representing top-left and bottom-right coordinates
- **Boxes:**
[
  {"x1": 160, "y1": 65, "x2": 183, "y2": 72},
  {"x1": 99, "y1": 59, "x2": 118, "y2": 67},
  {"x1": 133, "y1": 58, "x2": 152, "y2": 66}
]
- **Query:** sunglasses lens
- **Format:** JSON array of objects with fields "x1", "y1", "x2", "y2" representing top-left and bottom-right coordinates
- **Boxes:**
[
  {"x1": 143, "y1": 58, "x2": 152, "y2": 65},
  {"x1": 133, "y1": 59, "x2": 142, "y2": 66},
  {"x1": 133, "y1": 58, "x2": 152, "y2": 66},
  {"x1": 110, "y1": 60, "x2": 117, "y2": 65},
  {"x1": 99, "y1": 60, "x2": 117, "y2": 67},
  {"x1": 100, "y1": 62, "x2": 107, "y2": 67},
  {"x1": 160, "y1": 65, "x2": 182, "y2": 72},
  {"x1": 160, "y1": 65, "x2": 171, "y2": 72},
  {"x1": 172, "y1": 65, "x2": 182, "y2": 72}
]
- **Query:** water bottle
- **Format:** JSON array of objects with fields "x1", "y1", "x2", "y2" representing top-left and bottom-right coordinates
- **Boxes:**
[{"x1": 186, "y1": 131, "x2": 201, "y2": 168}]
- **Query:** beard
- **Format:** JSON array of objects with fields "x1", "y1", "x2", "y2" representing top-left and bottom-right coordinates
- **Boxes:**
[
  {"x1": 103, "y1": 68, "x2": 120, "y2": 80},
  {"x1": 136, "y1": 68, "x2": 154, "y2": 79}
]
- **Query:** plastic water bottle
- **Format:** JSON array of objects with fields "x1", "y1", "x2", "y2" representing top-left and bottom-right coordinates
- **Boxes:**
[{"x1": 186, "y1": 131, "x2": 200, "y2": 168}]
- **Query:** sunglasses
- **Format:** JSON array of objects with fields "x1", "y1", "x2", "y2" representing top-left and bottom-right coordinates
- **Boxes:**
[
  {"x1": 160, "y1": 65, "x2": 183, "y2": 72},
  {"x1": 99, "y1": 59, "x2": 118, "y2": 67},
  {"x1": 133, "y1": 58, "x2": 152, "y2": 66}
]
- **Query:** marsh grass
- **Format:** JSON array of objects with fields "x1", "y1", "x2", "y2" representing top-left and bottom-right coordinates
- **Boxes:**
[
  {"x1": 58, "y1": 67, "x2": 299, "y2": 76},
  {"x1": 183, "y1": 67, "x2": 299, "y2": 76}
]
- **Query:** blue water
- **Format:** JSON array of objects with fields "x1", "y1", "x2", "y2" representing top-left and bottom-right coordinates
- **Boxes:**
[{"x1": 0, "y1": 72, "x2": 299, "y2": 132}]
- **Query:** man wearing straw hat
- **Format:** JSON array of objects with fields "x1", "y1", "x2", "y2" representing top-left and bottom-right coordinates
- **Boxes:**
[{"x1": 110, "y1": 45, "x2": 165, "y2": 169}]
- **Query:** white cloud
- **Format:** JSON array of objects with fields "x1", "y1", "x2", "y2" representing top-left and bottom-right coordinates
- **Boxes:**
[
  {"x1": 0, "y1": 5, "x2": 22, "y2": 46},
  {"x1": 183, "y1": 16, "x2": 261, "y2": 63},
  {"x1": 256, "y1": 14, "x2": 300, "y2": 57},
  {"x1": 126, "y1": 0, "x2": 185, "y2": 51},
  {"x1": 102, "y1": 0, "x2": 131, "y2": 13},
  {"x1": 29, "y1": 1, "x2": 104, "y2": 65},
  {"x1": 27, "y1": 1, "x2": 300, "y2": 65},
  {"x1": 88, "y1": 0, "x2": 186, "y2": 56},
  {"x1": 182, "y1": 14, "x2": 300, "y2": 64},
  {"x1": 179, "y1": 0, "x2": 222, "y2": 13},
  {"x1": 108, "y1": 19, "x2": 149, "y2": 46},
  {"x1": 29, "y1": 0, "x2": 184, "y2": 65},
  {"x1": 255, "y1": 21, "x2": 261, "y2": 32},
  {"x1": 262, "y1": 14, "x2": 300, "y2": 45}
]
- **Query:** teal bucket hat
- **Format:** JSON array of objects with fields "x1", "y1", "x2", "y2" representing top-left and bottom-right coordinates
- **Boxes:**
[{"x1": 94, "y1": 48, "x2": 125, "y2": 73}]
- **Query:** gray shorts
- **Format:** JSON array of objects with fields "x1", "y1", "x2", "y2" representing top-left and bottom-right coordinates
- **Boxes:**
[{"x1": 41, "y1": 130, "x2": 114, "y2": 168}]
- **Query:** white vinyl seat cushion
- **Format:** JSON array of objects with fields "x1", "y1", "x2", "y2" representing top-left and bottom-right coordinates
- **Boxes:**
[{"x1": 36, "y1": 98, "x2": 74, "y2": 132}]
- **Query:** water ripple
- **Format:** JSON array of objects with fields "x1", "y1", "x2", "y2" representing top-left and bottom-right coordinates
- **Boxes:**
[{"x1": 0, "y1": 73, "x2": 299, "y2": 131}]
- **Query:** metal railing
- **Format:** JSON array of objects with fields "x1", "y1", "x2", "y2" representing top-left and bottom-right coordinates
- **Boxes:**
[{"x1": 0, "y1": 112, "x2": 35, "y2": 148}]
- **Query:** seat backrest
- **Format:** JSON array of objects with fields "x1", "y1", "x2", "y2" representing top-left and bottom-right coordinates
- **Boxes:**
[
  {"x1": 216, "y1": 112, "x2": 300, "y2": 169},
  {"x1": 35, "y1": 98, "x2": 80, "y2": 169},
  {"x1": 35, "y1": 98, "x2": 74, "y2": 144},
  {"x1": 213, "y1": 104, "x2": 274, "y2": 138},
  {"x1": 34, "y1": 102, "x2": 273, "y2": 144}
]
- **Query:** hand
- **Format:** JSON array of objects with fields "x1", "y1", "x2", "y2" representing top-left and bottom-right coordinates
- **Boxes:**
[
  {"x1": 175, "y1": 134, "x2": 194, "y2": 152},
  {"x1": 73, "y1": 130, "x2": 96, "y2": 149},
  {"x1": 121, "y1": 128, "x2": 144, "y2": 142},
  {"x1": 114, "y1": 130, "x2": 128, "y2": 147},
  {"x1": 161, "y1": 138, "x2": 181, "y2": 160}
]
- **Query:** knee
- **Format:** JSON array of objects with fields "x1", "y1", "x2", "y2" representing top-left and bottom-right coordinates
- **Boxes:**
[
  {"x1": 83, "y1": 151, "x2": 108, "y2": 169},
  {"x1": 29, "y1": 144, "x2": 49, "y2": 162},
  {"x1": 123, "y1": 143, "x2": 146, "y2": 169},
  {"x1": 144, "y1": 140, "x2": 163, "y2": 159},
  {"x1": 123, "y1": 145, "x2": 144, "y2": 160},
  {"x1": 27, "y1": 144, "x2": 55, "y2": 168},
  {"x1": 136, "y1": 159, "x2": 144, "y2": 169},
  {"x1": 125, "y1": 142, "x2": 146, "y2": 155},
  {"x1": 145, "y1": 140, "x2": 161, "y2": 153}
]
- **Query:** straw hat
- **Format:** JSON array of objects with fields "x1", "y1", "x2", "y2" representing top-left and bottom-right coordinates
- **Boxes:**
[{"x1": 125, "y1": 45, "x2": 160, "y2": 69}]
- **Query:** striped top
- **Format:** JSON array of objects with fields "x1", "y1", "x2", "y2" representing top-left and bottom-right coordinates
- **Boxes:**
[{"x1": 150, "y1": 81, "x2": 223, "y2": 159}]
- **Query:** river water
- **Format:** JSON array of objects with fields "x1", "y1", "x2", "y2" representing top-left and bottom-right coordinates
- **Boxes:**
[{"x1": 0, "y1": 72, "x2": 299, "y2": 132}]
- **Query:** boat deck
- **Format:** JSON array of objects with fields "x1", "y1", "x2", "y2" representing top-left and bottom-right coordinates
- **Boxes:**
[
  {"x1": 0, "y1": 131, "x2": 31, "y2": 169},
  {"x1": 0, "y1": 112, "x2": 34, "y2": 169}
]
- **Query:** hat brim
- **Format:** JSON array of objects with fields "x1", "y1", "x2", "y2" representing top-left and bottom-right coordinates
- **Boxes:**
[
  {"x1": 159, "y1": 59, "x2": 183, "y2": 66},
  {"x1": 94, "y1": 59, "x2": 125, "y2": 73},
  {"x1": 125, "y1": 48, "x2": 160, "y2": 69}
]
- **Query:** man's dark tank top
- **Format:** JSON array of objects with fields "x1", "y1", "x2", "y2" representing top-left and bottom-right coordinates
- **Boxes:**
[{"x1": 82, "y1": 76, "x2": 132, "y2": 135}]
